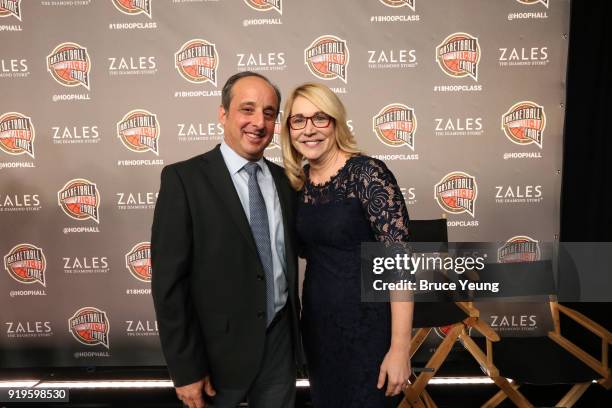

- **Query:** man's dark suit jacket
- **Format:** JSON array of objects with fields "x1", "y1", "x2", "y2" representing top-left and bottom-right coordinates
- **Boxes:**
[{"x1": 151, "y1": 145, "x2": 300, "y2": 388}]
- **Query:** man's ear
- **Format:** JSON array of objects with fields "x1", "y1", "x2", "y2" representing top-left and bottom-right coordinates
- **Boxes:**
[{"x1": 218, "y1": 105, "x2": 226, "y2": 126}]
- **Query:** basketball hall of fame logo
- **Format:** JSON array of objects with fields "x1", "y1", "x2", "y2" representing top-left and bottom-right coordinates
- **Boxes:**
[
  {"x1": 4, "y1": 243, "x2": 46, "y2": 286},
  {"x1": 372, "y1": 104, "x2": 416, "y2": 150},
  {"x1": 57, "y1": 178, "x2": 100, "y2": 223},
  {"x1": 379, "y1": 0, "x2": 415, "y2": 11},
  {"x1": 516, "y1": 0, "x2": 548, "y2": 7},
  {"x1": 304, "y1": 35, "x2": 349, "y2": 83},
  {"x1": 436, "y1": 32, "x2": 480, "y2": 81},
  {"x1": 0, "y1": 112, "x2": 34, "y2": 158},
  {"x1": 498, "y1": 236, "x2": 541, "y2": 263},
  {"x1": 47, "y1": 42, "x2": 91, "y2": 90},
  {"x1": 112, "y1": 0, "x2": 152, "y2": 18},
  {"x1": 175, "y1": 39, "x2": 218, "y2": 86},
  {"x1": 434, "y1": 172, "x2": 477, "y2": 217},
  {"x1": 125, "y1": 242, "x2": 152, "y2": 282},
  {"x1": 0, "y1": 0, "x2": 21, "y2": 20},
  {"x1": 502, "y1": 101, "x2": 546, "y2": 148},
  {"x1": 68, "y1": 307, "x2": 110, "y2": 348},
  {"x1": 244, "y1": 0, "x2": 281, "y2": 14},
  {"x1": 434, "y1": 324, "x2": 472, "y2": 339},
  {"x1": 117, "y1": 110, "x2": 159, "y2": 155}
]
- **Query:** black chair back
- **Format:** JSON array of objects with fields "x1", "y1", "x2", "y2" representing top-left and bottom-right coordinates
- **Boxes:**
[
  {"x1": 407, "y1": 219, "x2": 465, "y2": 327},
  {"x1": 408, "y1": 218, "x2": 448, "y2": 242}
]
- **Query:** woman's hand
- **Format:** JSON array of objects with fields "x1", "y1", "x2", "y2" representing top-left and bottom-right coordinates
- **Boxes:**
[{"x1": 377, "y1": 346, "x2": 411, "y2": 396}]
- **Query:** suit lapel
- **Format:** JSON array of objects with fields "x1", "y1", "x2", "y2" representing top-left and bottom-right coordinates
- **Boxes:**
[
  {"x1": 199, "y1": 146, "x2": 260, "y2": 259},
  {"x1": 199, "y1": 147, "x2": 296, "y2": 287},
  {"x1": 267, "y1": 160, "x2": 296, "y2": 285}
]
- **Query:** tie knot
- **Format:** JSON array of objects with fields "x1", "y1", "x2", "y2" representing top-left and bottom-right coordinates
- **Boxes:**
[{"x1": 244, "y1": 161, "x2": 261, "y2": 177}]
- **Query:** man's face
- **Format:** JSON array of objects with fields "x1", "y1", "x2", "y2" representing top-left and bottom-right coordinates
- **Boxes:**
[{"x1": 219, "y1": 76, "x2": 278, "y2": 161}]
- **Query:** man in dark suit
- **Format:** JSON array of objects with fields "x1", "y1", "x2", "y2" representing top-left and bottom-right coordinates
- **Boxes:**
[{"x1": 151, "y1": 72, "x2": 300, "y2": 408}]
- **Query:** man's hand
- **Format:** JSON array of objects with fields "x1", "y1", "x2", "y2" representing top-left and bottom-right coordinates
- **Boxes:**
[
  {"x1": 176, "y1": 376, "x2": 216, "y2": 408},
  {"x1": 377, "y1": 347, "x2": 411, "y2": 397}
]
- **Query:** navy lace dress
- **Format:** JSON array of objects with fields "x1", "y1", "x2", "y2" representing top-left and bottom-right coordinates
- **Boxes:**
[{"x1": 298, "y1": 155, "x2": 410, "y2": 407}]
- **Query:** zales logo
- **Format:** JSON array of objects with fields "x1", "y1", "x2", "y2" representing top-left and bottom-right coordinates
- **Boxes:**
[
  {"x1": 495, "y1": 185, "x2": 542, "y2": 204},
  {"x1": 117, "y1": 110, "x2": 159, "y2": 154},
  {"x1": 57, "y1": 178, "x2": 100, "y2": 223},
  {"x1": 177, "y1": 122, "x2": 224, "y2": 142},
  {"x1": 0, "y1": 59, "x2": 29, "y2": 78},
  {"x1": 434, "y1": 172, "x2": 477, "y2": 217},
  {"x1": 305, "y1": 35, "x2": 349, "y2": 83},
  {"x1": 434, "y1": 117, "x2": 483, "y2": 136},
  {"x1": 116, "y1": 191, "x2": 158, "y2": 210},
  {"x1": 125, "y1": 320, "x2": 158, "y2": 336},
  {"x1": 502, "y1": 101, "x2": 546, "y2": 148},
  {"x1": 400, "y1": 187, "x2": 416, "y2": 205},
  {"x1": 499, "y1": 47, "x2": 548, "y2": 67},
  {"x1": 175, "y1": 39, "x2": 218, "y2": 86},
  {"x1": 0, "y1": 194, "x2": 41, "y2": 212},
  {"x1": 237, "y1": 52, "x2": 286, "y2": 72},
  {"x1": 0, "y1": 0, "x2": 21, "y2": 20},
  {"x1": 0, "y1": 112, "x2": 35, "y2": 158},
  {"x1": 368, "y1": 49, "x2": 417, "y2": 69},
  {"x1": 490, "y1": 314, "x2": 537, "y2": 329},
  {"x1": 4, "y1": 243, "x2": 46, "y2": 286},
  {"x1": 52, "y1": 125, "x2": 99, "y2": 144},
  {"x1": 47, "y1": 43, "x2": 91, "y2": 90},
  {"x1": 372, "y1": 104, "x2": 416, "y2": 150},
  {"x1": 125, "y1": 242, "x2": 152, "y2": 282},
  {"x1": 68, "y1": 307, "x2": 110, "y2": 348},
  {"x1": 5, "y1": 321, "x2": 52, "y2": 338},
  {"x1": 244, "y1": 0, "x2": 281, "y2": 15},
  {"x1": 436, "y1": 32, "x2": 480, "y2": 81},
  {"x1": 63, "y1": 256, "x2": 109, "y2": 274},
  {"x1": 112, "y1": 0, "x2": 152, "y2": 18},
  {"x1": 108, "y1": 56, "x2": 156, "y2": 75}
]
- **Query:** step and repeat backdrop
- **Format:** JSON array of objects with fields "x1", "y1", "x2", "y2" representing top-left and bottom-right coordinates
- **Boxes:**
[{"x1": 1, "y1": 0, "x2": 569, "y2": 367}]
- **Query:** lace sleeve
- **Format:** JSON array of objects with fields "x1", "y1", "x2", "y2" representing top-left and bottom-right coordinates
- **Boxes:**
[{"x1": 355, "y1": 158, "x2": 410, "y2": 243}]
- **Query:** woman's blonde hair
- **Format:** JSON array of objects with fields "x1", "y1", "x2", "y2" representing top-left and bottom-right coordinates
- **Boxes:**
[{"x1": 281, "y1": 83, "x2": 360, "y2": 190}]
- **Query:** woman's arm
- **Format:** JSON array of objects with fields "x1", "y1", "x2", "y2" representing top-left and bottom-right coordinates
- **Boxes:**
[
  {"x1": 355, "y1": 157, "x2": 414, "y2": 396},
  {"x1": 377, "y1": 300, "x2": 413, "y2": 396}
]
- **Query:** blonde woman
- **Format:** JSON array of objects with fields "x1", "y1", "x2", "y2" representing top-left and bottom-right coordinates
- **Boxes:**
[{"x1": 281, "y1": 83, "x2": 413, "y2": 406}]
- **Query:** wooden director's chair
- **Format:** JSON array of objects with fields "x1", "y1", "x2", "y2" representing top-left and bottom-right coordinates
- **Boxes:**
[
  {"x1": 478, "y1": 300, "x2": 611, "y2": 408},
  {"x1": 398, "y1": 219, "x2": 525, "y2": 408}
]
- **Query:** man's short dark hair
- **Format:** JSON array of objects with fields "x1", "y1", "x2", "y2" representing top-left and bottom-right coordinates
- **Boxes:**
[{"x1": 221, "y1": 71, "x2": 281, "y2": 113}]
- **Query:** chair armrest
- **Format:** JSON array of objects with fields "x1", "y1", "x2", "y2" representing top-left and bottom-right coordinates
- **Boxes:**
[{"x1": 557, "y1": 304, "x2": 612, "y2": 343}]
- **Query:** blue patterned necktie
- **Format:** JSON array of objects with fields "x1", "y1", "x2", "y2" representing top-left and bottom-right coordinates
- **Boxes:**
[{"x1": 243, "y1": 162, "x2": 275, "y2": 326}]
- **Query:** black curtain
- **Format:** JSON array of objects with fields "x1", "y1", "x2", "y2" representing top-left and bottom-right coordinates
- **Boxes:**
[{"x1": 561, "y1": 0, "x2": 611, "y2": 353}]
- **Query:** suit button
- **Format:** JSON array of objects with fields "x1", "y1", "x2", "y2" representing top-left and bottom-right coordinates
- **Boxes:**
[
  {"x1": 257, "y1": 311, "x2": 265, "y2": 318},
  {"x1": 257, "y1": 274, "x2": 264, "y2": 281}
]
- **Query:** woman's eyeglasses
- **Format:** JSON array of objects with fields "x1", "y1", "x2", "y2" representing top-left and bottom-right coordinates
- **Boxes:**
[{"x1": 288, "y1": 113, "x2": 333, "y2": 130}]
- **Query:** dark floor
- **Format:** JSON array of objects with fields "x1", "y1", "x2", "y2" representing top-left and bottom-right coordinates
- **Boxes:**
[
  {"x1": 0, "y1": 384, "x2": 610, "y2": 408},
  {"x1": 1, "y1": 366, "x2": 610, "y2": 407}
]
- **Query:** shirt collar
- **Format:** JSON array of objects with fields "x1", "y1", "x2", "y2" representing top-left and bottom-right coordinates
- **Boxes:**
[{"x1": 220, "y1": 141, "x2": 266, "y2": 175}]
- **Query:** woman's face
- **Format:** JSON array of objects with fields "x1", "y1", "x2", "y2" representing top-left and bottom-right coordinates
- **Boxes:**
[{"x1": 288, "y1": 96, "x2": 337, "y2": 163}]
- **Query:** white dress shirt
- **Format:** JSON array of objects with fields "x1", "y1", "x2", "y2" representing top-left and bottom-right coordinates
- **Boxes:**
[{"x1": 220, "y1": 141, "x2": 288, "y2": 314}]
